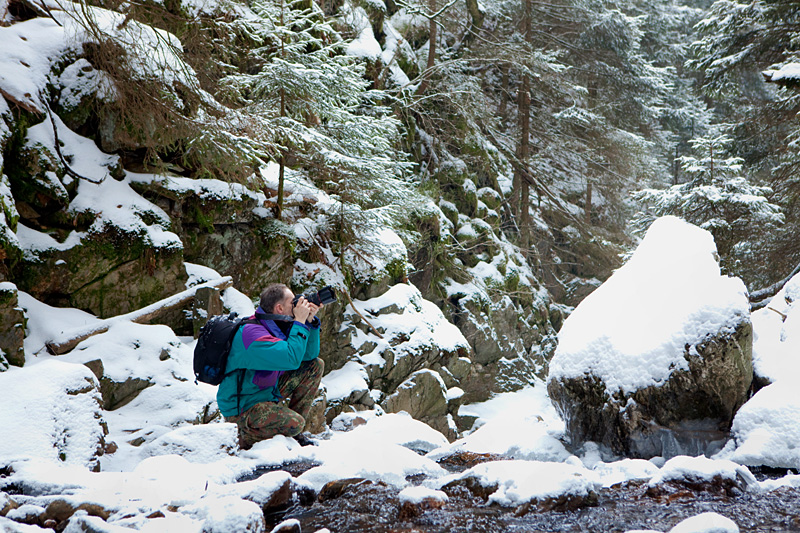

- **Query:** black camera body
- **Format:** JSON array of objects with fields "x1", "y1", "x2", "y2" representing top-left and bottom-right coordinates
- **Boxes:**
[{"x1": 293, "y1": 286, "x2": 337, "y2": 306}]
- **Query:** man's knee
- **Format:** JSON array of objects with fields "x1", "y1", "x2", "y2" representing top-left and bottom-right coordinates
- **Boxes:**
[
  {"x1": 283, "y1": 415, "x2": 304, "y2": 437},
  {"x1": 311, "y1": 357, "x2": 325, "y2": 376}
]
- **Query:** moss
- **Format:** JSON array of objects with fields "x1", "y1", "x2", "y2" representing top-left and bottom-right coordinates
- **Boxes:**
[
  {"x1": 0, "y1": 285, "x2": 16, "y2": 306},
  {"x1": 189, "y1": 203, "x2": 215, "y2": 233},
  {"x1": 384, "y1": 257, "x2": 407, "y2": 282}
]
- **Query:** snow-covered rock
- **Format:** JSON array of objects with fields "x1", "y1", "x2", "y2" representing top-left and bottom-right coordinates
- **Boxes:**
[
  {"x1": 668, "y1": 512, "x2": 739, "y2": 533},
  {"x1": 726, "y1": 380, "x2": 800, "y2": 469},
  {"x1": 440, "y1": 460, "x2": 600, "y2": 512},
  {"x1": 0, "y1": 359, "x2": 107, "y2": 470},
  {"x1": 547, "y1": 217, "x2": 752, "y2": 458}
]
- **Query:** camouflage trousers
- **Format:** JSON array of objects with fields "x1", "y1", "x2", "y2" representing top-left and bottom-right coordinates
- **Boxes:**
[{"x1": 226, "y1": 358, "x2": 324, "y2": 449}]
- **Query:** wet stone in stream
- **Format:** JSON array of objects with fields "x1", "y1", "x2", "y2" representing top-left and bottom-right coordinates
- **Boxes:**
[{"x1": 265, "y1": 475, "x2": 800, "y2": 533}]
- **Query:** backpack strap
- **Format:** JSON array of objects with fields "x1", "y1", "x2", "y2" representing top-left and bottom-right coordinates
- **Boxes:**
[{"x1": 233, "y1": 318, "x2": 260, "y2": 416}]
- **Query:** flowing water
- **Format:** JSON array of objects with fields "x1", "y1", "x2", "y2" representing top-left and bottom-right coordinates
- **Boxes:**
[{"x1": 259, "y1": 463, "x2": 800, "y2": 533}]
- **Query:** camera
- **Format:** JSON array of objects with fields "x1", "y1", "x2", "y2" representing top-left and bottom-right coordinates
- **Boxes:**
[{"x1": 293, "y1": 286, "x2": 337, "y2": 307}]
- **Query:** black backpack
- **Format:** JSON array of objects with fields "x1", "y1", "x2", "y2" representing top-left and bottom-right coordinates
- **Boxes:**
[{"x1": 193, "y1": 313, "x2": 249, "y2": 385}]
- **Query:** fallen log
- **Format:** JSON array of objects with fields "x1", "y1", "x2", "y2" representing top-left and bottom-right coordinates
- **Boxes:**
[{"x1": 45, "y1": 276, "x2": 233, "y2": 355}]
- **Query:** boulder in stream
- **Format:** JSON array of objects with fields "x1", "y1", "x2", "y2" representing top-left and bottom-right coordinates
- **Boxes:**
[{"x1": 547, "y1": 217, "x2": 752, "y2": 458}]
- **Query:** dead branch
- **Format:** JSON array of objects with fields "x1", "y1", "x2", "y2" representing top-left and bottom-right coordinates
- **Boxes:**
[
  {"x1": 344, "y1": 290, "x2": 384, "y2": 340},
  {"x1": 749, "y1": 260, "x2": 800, "y2": 306}
]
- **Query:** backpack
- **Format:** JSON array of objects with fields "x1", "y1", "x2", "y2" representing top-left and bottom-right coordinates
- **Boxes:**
[{"x1": 193, "y1": 313, "x2": 250, "y2": 385}]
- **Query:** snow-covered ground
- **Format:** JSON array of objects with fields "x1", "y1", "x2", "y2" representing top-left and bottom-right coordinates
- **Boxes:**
[{"x1": 3, "y1": 216, "x2": 800, "y2": 531}]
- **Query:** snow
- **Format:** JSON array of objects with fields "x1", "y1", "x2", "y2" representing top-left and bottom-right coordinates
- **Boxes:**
[
  {"x1": 725, "y1": 380, "x2": 800, "y2": 469},
  {"x1": 345, "y1": 7, "x2": 382, "y2": 59},
  {"x1": 668, "y1": 512, "x2": 739, "y2": 533},
  {"x1": 714, "y1": 272, "x2": 800, "y2": 469},
  {"x1": 765, "y1": 62, "x2": 800, "y2": 82},
  {"x1": 648, "y1": 455, "x2": 751, "y2": 488},
  {"x1": 2, "y1": 0, "x2": 798, "y2": 530},
  {"x1": 439, "y1": 460, "x2": 600, "y2": 507},
  {"x1": 548, "y1": 216, "x2": 750, "y2": 395},
  {"x1": 398, "y1": 486, "x2": 448, "y2": 504},
  {"x1": 435, "y1": 384, "x2": 571, "y2": 462},
  {"x1": 0, "y1": 359, "x2": 104, "y2": 467},
  {"x1": 749, "y1": 273, "x2": 800, "y2": 382},
  {"x1": 0, "y1": 17, "x2": 75, "y2": 113}
]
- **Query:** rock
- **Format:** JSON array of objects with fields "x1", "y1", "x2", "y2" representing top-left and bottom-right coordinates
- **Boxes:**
[
  {"x1": 191, "y1": 285, "x2": 223, "y2": 338},
  {"x1": 129, "y1": 176, "x2": 294, "y2": 295},
  {"x1": 0, "y1": 360, "x2": 107, "y2": 470},
  {"x1": 550, "y1": 321, "x2": 753, "y2": 458},
  {"x1": 318, "y1": 478, "x2": 374, "y2": 502},
  {"x1": 84, "y1": 358, "x2": 154, "y2": 411},
  {"x1": 15, "y1": 222, "x2": 187, "y2": 320},
  {"x1": 303, "y1": 392, "x2": 327, "y2": 435},
  {"x1": 0, "y1": 173, "x2": 22, "y2": 281},
  {"x1": 447, "y1": 291, "x2": 555, "y2": 403},
  {"x1": 383, "y1": 369, "x2": 447, "y2": 420},
  {"x1": 0, "y1": 283, "x2": 25, "y2": 368},
  {"x1": 0, "y1": 492, "x2": 18, "y2": 516},
  {"x1": 397, "y1": 487, "x2": 447, "y2": 520},
  {"x1": 547, "y1": 217, "x2": 753, "y2": 458}
]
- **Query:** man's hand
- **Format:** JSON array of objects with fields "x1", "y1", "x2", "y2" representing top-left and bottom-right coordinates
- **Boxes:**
[
  {"x1": 306, "y1": 302, "x2": 322, "y2": 323},
  {"x1": 293, "y1": 298, "x2": 312, "y2": 323}
]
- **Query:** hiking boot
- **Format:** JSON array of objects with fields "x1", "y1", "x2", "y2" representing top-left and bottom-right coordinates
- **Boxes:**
[{"x1": 293, "y1": 432, "x2": 316, "y2": 447}]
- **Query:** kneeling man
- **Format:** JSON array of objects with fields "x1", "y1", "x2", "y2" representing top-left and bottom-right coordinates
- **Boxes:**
[{"x1": 217, "y1": 283, "x2": 324, "y2": 449}]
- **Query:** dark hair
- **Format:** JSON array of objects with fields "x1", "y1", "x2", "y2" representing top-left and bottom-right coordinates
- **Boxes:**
[{"x1": 259, "y1": 283, "x2": 290, "y2": 313}]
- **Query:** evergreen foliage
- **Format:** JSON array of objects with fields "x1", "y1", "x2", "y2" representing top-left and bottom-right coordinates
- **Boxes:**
[
  {"x1": 632, "y1": 134, "x2": 783, "y2": 278},
  {"x1": 687, "y1": 0, "x2": 800, "y2": 285}
]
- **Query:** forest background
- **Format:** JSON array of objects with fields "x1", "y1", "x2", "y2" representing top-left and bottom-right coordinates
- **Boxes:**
[{"x1": 3, "y1": 0, "x2": 800, "y2": 372}]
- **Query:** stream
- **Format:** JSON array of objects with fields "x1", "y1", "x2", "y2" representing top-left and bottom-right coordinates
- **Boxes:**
[{"x1": 257, "y1": 463, "x2": 800, "y2": 533}]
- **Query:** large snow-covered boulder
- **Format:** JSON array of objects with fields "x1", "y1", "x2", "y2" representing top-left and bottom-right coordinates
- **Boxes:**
[
  {"x1": 547, "y1": 217, "x2": 752, "y2": 458},
  {"x1": 0, "y1": 359, "x2": 107, "y2": 470}
]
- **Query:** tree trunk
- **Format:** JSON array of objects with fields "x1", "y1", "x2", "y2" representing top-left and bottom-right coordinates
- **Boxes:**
[
  {"x1": 416, "y1": 0, "x2": 437, "y2": 95},
  {"x1": 515, "y1": 0, "x2": 532, "y2": 249},
  {"x1": 276, "y1": 0, "x2": 287, "y2": 220},
  {"x1": 462, "y1": 0, "x2": 484, "y2": 48},
  {"x1": 585, "y1": 181, "x2": 592, "y2": 224}
]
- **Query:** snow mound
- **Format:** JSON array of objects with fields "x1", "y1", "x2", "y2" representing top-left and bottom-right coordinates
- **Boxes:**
[
  {"x1": 727, "y1": 380, "x2": 800, "y2": 469},
  {"x1": 750, "y1": 272, "x2": 800, "y2": 383},
  {"x1": 0, "y1": 359, "x2": 105, "y2": 469},
  {"x1": 549, "y1": 216, "x2": 750, "y2": 395},
  {"x1": 442, "y1": 460, "x2": 600, "y2": 508},
  {"x1": 668, "y1": 512, "x2": 739, "y2": 533},
  {"x1": 648, "y1": 456, "x2": 751, "y2": 487},
  {"x1": 723, "y1": 272, "x2": 800, "y2": 469}
]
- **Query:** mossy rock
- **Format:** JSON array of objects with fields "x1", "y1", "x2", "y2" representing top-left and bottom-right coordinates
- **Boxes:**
[
  {"x1": 52, "y1": 58, "x2": 108, "y2": 133},
  {"x1": 130, "y1": 177, "x2": 260, "y2": 230},
  {"x1": 181, "y1": 217, "x2": 294, "y2": 295},
  {"x1": 5, "y1": 118, "x2": 71, "y2": 217},
  {"x1": 547, "y1": 320, "x2": 754, "y2": 458},
  {"x1": 0, "y1": 282, "x2": 26, "y2": 367},
  {"x1": 436, "y1": 168, "x2": 478, "y2": 217},
  {"x1": 14, "y1": 222, "x2": 187, "y2": 318},
  {"x1": 476, "y1": 187, "x2": 502, "y2": 211}
]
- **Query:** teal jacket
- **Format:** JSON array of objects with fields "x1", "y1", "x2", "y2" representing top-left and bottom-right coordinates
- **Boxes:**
[{"x1": 216, "y1": 315, "x2": 320, "y2": 417}]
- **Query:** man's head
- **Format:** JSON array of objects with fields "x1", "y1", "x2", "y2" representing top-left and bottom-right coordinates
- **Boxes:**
[{"x1": 260, "y1": 283, "x2": 293, "y2": 315}]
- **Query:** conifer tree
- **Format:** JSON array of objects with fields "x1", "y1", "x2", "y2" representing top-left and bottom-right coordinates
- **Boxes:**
[{"x1": 632, "y1": 134, "x2": 783, "y2": 279}]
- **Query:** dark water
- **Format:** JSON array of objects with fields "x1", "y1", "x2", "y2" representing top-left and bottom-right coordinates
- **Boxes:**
[{"x1": 261, "y1": 464, "x2": 800, "y2": 533}]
